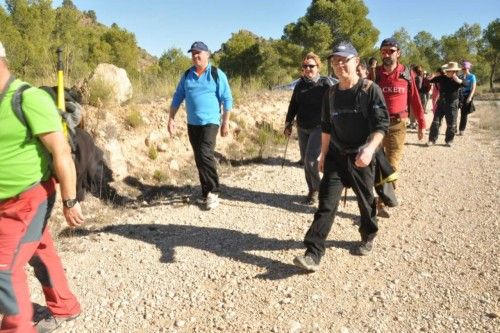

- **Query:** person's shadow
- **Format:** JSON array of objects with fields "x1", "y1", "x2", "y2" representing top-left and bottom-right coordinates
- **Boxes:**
[
  {"x1": 119, "y1": 176, "x2": 359, "y2": 220},
  {"x1": 64, "y1": 224, "x2": 357, "y2": 280}
]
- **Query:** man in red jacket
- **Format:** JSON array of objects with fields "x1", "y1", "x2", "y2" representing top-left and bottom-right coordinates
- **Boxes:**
[{"x1": 368, "y1": 37, "x2": 426, "y2": 217}]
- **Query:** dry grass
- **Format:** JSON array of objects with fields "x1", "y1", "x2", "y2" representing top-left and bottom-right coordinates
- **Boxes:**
[
  {"x1": 473, "y1": 101, "x2": 500, "y2": 133},
  {"x1": 126, "y1": 105, "x2": 144, "y2": 128}
]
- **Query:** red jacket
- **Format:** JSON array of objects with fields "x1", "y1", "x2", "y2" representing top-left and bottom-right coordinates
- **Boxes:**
[{"x1": 369, "y1": 64, "x2": 426, "y2": 129}]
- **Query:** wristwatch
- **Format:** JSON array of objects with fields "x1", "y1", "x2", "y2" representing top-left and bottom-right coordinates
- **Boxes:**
[{"x1": 63, "y1": 198, "x2": 78, "y2": 208}]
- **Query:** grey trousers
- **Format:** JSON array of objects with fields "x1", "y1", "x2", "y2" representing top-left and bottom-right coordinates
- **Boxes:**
[{"x1": 297, "y1": 126, "x2": 322, "y2": 193}]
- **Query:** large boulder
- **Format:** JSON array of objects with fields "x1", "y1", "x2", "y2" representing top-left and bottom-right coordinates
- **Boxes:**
[
  {"x1": 89, "y1": 63, "x2": 133, "y2": 105},
  {"x1": 103, "y1": 139, "x2": 128, "y2": 181}
]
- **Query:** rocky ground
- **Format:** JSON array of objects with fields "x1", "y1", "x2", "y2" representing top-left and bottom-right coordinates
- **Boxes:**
[{"x1": 21, "y1": 96, "x2": 500, "y2": 332}]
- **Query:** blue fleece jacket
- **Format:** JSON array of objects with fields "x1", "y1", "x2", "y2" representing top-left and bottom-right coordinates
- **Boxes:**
[{"x1": 171, "y1": 64, "x2": 233, "y2": 125}]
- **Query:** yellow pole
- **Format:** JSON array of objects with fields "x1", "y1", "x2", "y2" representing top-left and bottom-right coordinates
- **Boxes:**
[{"x1": 56, "y1": 47, "x2": 68, "y2": 136}]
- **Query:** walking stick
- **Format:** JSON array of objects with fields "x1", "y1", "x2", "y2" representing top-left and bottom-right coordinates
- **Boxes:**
[
  {"x1": 281, "y1": 134, "x2": 290, "y2": 168},
  {"x1": 56, "y1": 47, "x2": 68, "y2": 136}
]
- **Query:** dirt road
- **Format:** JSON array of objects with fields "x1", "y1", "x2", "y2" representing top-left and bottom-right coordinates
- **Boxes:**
[{"x1": 26, "y1": 101, "x2": 499, "y2": 333}]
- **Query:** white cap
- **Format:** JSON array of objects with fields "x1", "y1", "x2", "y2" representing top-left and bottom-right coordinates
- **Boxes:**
[{"x1": 0, "y1": 42, "x2": 5, "y2": 58}]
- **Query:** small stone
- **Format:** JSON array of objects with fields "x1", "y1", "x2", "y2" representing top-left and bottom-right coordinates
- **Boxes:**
[
  {"x1": 157, "y1": 143, "x2": 168, "y2": 152},
  {"x1": 486, "y1": 311, "x2": 499, "y2": 319},
  {"x1": 289, "y1": 320, "x2": 301, "y2": 333},
  {"x1": 175, "y1": 320, "x2": 186, "y2": 327}
]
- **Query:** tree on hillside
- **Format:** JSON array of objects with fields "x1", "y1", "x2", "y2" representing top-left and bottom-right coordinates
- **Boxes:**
[
  {"x1": 158, "y1": 47, "x2": 191, "y2": 78},
  {"x1": 219, "y1": 30, "x2": 263, "y2": 79},
  {"x1": 480, "y1": 19, "x2": 500, "y2": 90},
  {"x1": 53, "y1": 3, "x2": 89, "y2": 80},
  {"x1": 101, "y1": 23, "x2": 140, "y2": 76},
  {"x1": 391, "y1": 28, "x2": 422, "y2": 66},
  {"x1": 0, "y1": 6, "x2": 25, "y2": 72},
  {"x1": 5, "y1": 0, "x2": 56, "y2": 78},
  {"x1": 440, "y1": 23, "x2": 481, "y2": 63},
  {"x1": 413, "y1": 31, "x2": 441, "y2": 71},
  {"x1": 258, "y1": 39, "x2": 304, "y2": 87},
  {"x1": 283, "y1": 0, "x2": 379, "y2": 58}
]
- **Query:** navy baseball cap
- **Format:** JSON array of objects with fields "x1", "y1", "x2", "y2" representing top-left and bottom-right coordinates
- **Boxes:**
[
  {"x1": 328, "y1": 42, "x2": 358, "y2": 59},
  {"x1": 188, "y1": 41, "x2": 209, "y2": 53},
  {"x1": 380, "y1": 37, "x2": 400, "y2": 49}
]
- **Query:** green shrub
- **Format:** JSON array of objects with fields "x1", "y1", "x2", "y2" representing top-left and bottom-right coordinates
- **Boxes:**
[
  {"x1": 148, "y1": 145, "x2": 158, "y2": 160},
  {"x1": 153, "y1": 170, "x2": 168, "y2": 182},
  {"x1": 255, "y1": 121, "x2": 286, "y2": 158},
  {"x1": 87, "y1": 78, "x2": 113, "y2": 107},
  {"x1": 126, "y1": 106, "x2": 144, "y2": 128}
]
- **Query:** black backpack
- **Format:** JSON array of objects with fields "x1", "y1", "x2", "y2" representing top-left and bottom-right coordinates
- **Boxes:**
[{"x1": 10, "y1": 83, "x2": 112, "y2": 202}]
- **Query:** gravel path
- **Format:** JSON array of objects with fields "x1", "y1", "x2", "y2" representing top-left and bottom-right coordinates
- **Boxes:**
[{"x1": 25, "y1": 102, "x2": 499, "y2": 333}]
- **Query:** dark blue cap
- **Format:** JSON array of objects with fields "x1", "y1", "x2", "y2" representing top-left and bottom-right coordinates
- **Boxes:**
[
  {"x1": 188, "y1": 41, "x2": 209, "y2": 53},
  {"x1": 328, "y1": 42, "x2": 358, "y2": 58},
  {"x1": 380, "y1": 37, "x2": 400, "y2": 49}
]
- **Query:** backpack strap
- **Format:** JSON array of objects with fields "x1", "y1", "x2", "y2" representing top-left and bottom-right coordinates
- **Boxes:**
[
  {"x1": 356, "y1": 79, "x2": 373, "y2": 120},
  {"x1": 400, "y1": 65, "x2": 411, "y2": 83},
  {"x1": 11, "y1": 84, "x2": 34, "y2": 140},
  {"x1": 184, "y1": 65, "x2": 220, "y2": 102}
]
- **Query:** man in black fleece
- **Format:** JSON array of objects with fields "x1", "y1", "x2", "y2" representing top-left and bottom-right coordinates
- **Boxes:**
[
  {"x1": 284, "y1": 52, "x2": 335, "y2": 205},
  {"x1": 294, "y1": 43, "x2": 389, "y2": 272}
]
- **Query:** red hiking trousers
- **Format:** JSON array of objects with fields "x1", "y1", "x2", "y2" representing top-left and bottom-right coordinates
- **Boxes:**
[{"x1": 0, "y1": 178, "x2": 80, "y2": 333}]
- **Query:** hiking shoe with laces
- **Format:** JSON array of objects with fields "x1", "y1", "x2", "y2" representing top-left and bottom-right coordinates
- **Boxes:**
[
  {"x1": 353, "y1": 234, "x2": 376, "y2": 256},
  {"x1": 205, "y1": 192, "x2": 219, "y2": 210},
  {"x1": 376, "y1": 199, "x2": 390, "y2": 218},
  {"x1": 293, "y1": 253, "x2": 320, "y2": 272},
  {"x1": 304, "y1": 190, "x2": 318, "y2": 205},
  {"x1": 34, "y1": 308, "x2": 80, "y2": 333}
]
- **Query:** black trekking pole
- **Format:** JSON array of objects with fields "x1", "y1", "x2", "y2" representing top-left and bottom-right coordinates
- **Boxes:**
[{"x1": 281, "y1": 134, "x2": 290, "y2": 168}]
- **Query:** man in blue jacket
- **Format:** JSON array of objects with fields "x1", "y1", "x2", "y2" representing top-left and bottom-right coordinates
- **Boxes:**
[{"x1": 168, "y1": 41, "x2": 233, "y2": 210}]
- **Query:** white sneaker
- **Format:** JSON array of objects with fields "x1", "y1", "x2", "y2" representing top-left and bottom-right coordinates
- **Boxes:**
[{"x1": 205, "y1": 192, "x2": 219, "y2": 210}]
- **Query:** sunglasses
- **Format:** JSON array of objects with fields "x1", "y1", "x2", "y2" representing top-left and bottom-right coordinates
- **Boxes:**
[
  {"x1": 302, "y1": 64, "x2": 317, "y2": 69},
  {"x1": 381, "y1": 48, "x2": 398, "y2": 55},
  {"x1": 331, "y1": 56, "x2": 353, "y2": 66}
]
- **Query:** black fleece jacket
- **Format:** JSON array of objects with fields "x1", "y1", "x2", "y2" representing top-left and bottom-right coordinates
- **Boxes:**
[{"x1": 285, "y1": 76, "x2": 334, "y2": 129}]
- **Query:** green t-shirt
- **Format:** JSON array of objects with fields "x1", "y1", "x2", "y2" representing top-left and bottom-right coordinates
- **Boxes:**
[{"x1": 0, "y1": 79, "x2": 63, "y2": 199}]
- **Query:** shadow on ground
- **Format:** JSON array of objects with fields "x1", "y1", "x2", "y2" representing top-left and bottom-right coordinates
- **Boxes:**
[
  {"x1": 61, "y1": 224, "x2": 358, "y2": 280},
  {"x1": 116, "y1": 176, "x2": 364, "y2": 218}
]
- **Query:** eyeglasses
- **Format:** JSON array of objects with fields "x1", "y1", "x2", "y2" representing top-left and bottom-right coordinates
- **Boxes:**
[
  {"x1": 380, "y1": 48, "x2": 397, "y2": 55},
  {"x1": 331, "y1": 57, "x2": 353, "y2": 66},
  {"x1": 302, "y1": 64, "x2": 317, "y2": 69}
]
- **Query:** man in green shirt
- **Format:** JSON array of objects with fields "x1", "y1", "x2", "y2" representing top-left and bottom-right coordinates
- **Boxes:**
[{"x1": 0, "y1": 41, "x2": 84, "y2": 332}]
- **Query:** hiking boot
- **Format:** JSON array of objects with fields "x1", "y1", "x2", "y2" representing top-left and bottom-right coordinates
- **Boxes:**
[
  {"x1": 293, "y1": 253, "x2": 320, "y2": 272},
  {"x1": 353, "y1": 233, "x2": 377, "y2": 256},
  {"x1": 426, "y1": 141, "x2": 435, "y2": 147},
  {"x1": 376, "y1": 199, "x2": 390, "y2": 218},
  {"x1": 304, "y1": 190, "x2": 318, "y2": 205},
  {"x1": 458, "y1": 131, "x2": 464, "y2": 136},
  {"x1": 205, "y1": 192, "x2": 219, "y2": 210},
  {"x1": 34, "y1": 308, "x2": 80, "y2": 333},
  {"x1": 445, "y1": 141, "x2": 453, "y2": 147}
]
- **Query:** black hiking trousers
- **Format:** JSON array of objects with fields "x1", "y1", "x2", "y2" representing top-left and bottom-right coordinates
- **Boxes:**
[
  {"x1": 304, "y1": 150, "x2": 378, "y2": 261},
  {"x1": 429, "y1": 98, "x2": 459, "y2": 143},
  {"x1": 187, "y1": 124, "x2": 220, "y2": 198}
]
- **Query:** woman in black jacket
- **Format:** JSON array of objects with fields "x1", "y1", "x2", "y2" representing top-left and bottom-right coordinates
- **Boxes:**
[{"x1": 284, "y1": 52, "x2": 335, "y2": 205}]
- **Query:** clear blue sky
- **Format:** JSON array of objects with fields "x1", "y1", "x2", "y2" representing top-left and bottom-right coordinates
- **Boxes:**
[{"x1": 56, "y1": 0, "x2": 499, "y2": 57}]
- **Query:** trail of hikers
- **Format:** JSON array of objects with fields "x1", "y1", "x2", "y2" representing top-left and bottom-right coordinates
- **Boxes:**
[{"x1": 27, "y1": 101, "x2": 499, "y2": 333}]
